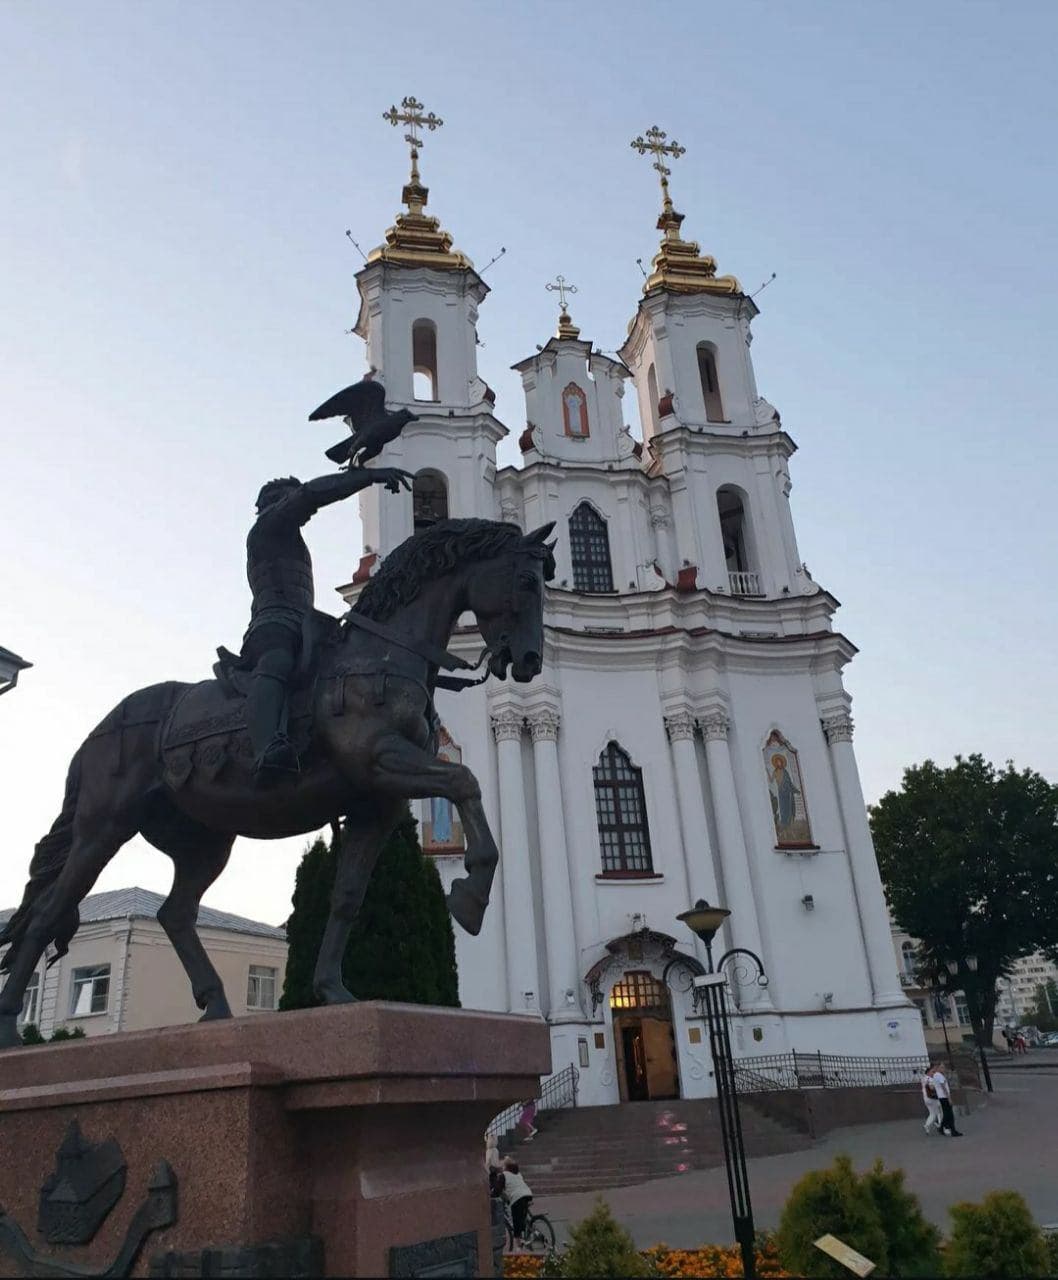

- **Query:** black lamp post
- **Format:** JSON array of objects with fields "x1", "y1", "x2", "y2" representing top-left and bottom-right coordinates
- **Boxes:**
[
  {"x1": 677, "y1": 899, "x2": 768, "y2": 1280},
  {"x1": 944, "y1": 956, "x2": 993, "y2": 1093}
]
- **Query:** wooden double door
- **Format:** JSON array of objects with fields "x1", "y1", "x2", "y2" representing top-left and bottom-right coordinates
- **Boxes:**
[{"x1": 614, "y1": 1013, "x2": 679, "y2": 1101}]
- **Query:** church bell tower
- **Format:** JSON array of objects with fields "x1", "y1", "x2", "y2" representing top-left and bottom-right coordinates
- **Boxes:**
[{"x1": 354, "y1": 97, "x2": 506, "y2": 561}]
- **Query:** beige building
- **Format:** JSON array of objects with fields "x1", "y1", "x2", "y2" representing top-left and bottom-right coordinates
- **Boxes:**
[{"x1": 1, "y1": 887, "x2": 287, "y2": 1038}]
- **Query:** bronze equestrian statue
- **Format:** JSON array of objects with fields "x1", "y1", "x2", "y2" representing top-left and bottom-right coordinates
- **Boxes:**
[{"x1": 0, "y1": 466, "x2": 555, "y2": 1047}]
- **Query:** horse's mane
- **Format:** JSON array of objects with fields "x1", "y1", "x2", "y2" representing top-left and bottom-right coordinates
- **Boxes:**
[{"x1": 353, "y1": 519, "x2": 526, "y2": 623}]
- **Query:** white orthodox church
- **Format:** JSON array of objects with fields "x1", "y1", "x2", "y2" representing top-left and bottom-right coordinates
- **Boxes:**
[{"x1": 338, "y1": 114, "x2": 924, "y2": 1107}]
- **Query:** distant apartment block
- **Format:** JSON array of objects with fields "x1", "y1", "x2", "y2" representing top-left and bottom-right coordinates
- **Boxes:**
[{"x1": 1, "y1": 887, "x2": 287, "y2": 1038}]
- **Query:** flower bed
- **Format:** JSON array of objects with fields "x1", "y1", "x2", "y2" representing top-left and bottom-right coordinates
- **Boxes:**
[{"x1": 503, "y1": 1242, "x2": 790, "y2": 1278}]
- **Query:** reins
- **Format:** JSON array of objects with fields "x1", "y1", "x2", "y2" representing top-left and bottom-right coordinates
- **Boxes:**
[{"x1": 342, "y1": 610, "x2": 499, "y2": 694}]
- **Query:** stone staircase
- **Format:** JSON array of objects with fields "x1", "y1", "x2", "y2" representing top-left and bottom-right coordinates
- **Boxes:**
[{"x1": 506, "y1": 1097, "x2": 810, "y2": 1195}]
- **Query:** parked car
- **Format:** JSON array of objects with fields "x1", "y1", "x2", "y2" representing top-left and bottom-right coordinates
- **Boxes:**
[{"x1": 1039, "y1": 1031, "x2": 1058, "y2": 1048}]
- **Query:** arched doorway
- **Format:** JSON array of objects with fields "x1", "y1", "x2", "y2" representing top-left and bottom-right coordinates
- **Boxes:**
[{"x1": 610, "y1": 970, "x2": 679, "y2": 1102}]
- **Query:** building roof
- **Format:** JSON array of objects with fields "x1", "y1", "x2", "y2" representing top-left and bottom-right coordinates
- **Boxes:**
[{"x1": 0, "y1": 887, "x2": 286, "y2": 941}]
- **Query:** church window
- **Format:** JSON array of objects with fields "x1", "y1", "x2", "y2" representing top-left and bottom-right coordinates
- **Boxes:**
[
  {"x1": 413, "y1": 469, "x2": 449, "y2": 531},
  {"x1": 763, "y1": 729, "x2": 814, "y2": 848},
  {"x1": 697, "y1": 343, "x2": 724, "y2": 421},
  {"x1": 717, "y1": 486, "x2": 760, "y2": 595},
  {"x1": 646, "y1": 363, "x2": 661, "y2": 436},
  {"x1": 569, "y1": 502, "x2": 614, "y2": 593},
  {"x1": 610, "y1": 970, "x2": 668, "y2": 1012},
  {"x1": 594, "y1": 741, "x2": 654, "y2": 875},
  {"x1": 412, "y1": 319, "x2": 439, "y2": 401},
  {"x1": 562, "y1": 382, "x2": 589, "y2": 437}
]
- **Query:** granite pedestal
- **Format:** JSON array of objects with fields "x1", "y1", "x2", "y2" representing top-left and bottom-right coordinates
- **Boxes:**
[{"x1": 0, "y1": 1003, "x2": 550, "y2": 1277}]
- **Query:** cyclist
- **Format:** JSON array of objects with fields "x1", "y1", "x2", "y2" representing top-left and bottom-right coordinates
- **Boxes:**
[{"x1": 500, "y1": 1157, "x2": 534, "y2": 1247}]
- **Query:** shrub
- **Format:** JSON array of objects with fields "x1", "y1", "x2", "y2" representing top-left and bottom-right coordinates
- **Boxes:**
[
  {"x1": 945, "y1": 1190, "x2": 1048, "y2": 1278},
  {"x1": 48, "y1": 1026, "x2": 86, "y2": 1041},
  {"x1": 776, "y1": 1155, "x2": 889, "y2": 1279},
  {"x1": 559, "y1": 1200, "x2": 653, "y2": 1278},
  {"x1": 862, "y1": 1160, "x2": 941, "y2": 1276},
  {"x1": 19, "y1": 1023, "x2": 44, "y2": 1045}
]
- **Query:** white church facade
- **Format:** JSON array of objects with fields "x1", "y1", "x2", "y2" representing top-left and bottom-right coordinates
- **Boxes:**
[{"x1": 339, "y1": 113, "x2": 924, "y2": 1106}]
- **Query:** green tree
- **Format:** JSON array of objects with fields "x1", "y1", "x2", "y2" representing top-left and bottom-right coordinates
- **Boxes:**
[
  {"x1": 861, "y1": 1160, "x2": 941, "y2": 1277},
  {"x1": 280, "y1": 809, "x2": 459, "y2": 1010},
  {"x1": 870, "y1": 755, "x2": 1058, "y2": 1046},
  {"x1": 1027, "y1": 979, "x2": 1058, "y2": 1032},
  {"x1": 945, "y1": 1190, "x2": 1048, "y2": 1278},
  {"x1": 558, "y1": 1199, "x2": 652, "y2": 1278},
  {"x1": 776, "y1": 1155, "x2": 890, "y2": 1279}
]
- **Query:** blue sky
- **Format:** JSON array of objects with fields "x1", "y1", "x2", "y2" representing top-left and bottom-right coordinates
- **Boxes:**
[{"x1": 2, "y1": 0, "x2": 1056, "y2": 925}]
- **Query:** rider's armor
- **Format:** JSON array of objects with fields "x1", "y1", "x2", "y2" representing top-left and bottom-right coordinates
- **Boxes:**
[{"x1": 245, "y1": 544, "x2": 314, "y2": 640}]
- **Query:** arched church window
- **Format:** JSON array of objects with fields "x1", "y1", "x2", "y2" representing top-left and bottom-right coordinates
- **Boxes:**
[
  {"x1": 412, "y1": 319, "x2": 439, "y2": 401},
  {"x1": 610, "y1": 970, "x2": 669, "y2": 1012},
  {"x1": 594, "y1": 741, "x2": 654, "y2": 875},
  {"x1": 413, "y1": 469, "x2": 448, "y2": 531},
  {"x1": 423, "y1": 728, "x2": 465, "y2": 853},
  {"x1": 646, "y1": 363, "x2": 661, "y2": 436},
  {"x1": 562, "y1": 382, "x2": 589, "y2": 437},
  {"x1": 763, "y1": 729, "x2": 815, "y2": 849},
  {"x1": 697, "y1": 343, "x2": 724, "y2": 422},
  {"x1": 569, "y1": 502, "x2": 614, "y2": 593},
  {"x1": 717, "y1": 486, "x2": 760, "y2": 595}
]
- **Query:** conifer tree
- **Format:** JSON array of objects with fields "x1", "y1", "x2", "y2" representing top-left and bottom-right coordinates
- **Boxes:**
[{"x1": 279, "y1": 808, "x2": 460, "y2": 1010}]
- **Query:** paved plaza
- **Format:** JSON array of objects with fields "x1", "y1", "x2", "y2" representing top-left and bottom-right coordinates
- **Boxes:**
[{"x1": 543, "y1": 1058, "x2": 1058, "y2": 1249}]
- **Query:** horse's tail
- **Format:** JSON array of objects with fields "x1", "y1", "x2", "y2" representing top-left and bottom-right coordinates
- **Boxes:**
[{"x1": 0, "y1": 748, "x2": 84, "y2": 971}]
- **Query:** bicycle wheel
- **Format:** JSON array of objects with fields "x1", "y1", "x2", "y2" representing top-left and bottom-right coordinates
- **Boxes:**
[{"x1": 524, "y1": 1214, "x2": 556, "y2": 1253}]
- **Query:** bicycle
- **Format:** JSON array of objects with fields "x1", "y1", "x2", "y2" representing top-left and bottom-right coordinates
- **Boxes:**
[{"x1": 504, "y1": 1199, "x2": 556, "y2": 1254}]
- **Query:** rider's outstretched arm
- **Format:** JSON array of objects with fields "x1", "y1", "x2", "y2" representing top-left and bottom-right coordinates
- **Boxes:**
[{"x1": 272, "y1": 468, "x2": 413, "y2": 526}]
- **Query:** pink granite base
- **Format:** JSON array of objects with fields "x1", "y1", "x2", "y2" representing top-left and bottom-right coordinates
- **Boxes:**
[{"x1": 0, "y1": 1003, "x2": 550, "y2": 1277}]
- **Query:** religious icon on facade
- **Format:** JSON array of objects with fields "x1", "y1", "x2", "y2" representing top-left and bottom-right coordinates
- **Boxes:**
[
  {"x1": 763, "y1": 729, "x2": 813, "y2": 846},
  {"x1": 422, "y1": 728, "x2": 465, "y2": 852},
  {"x1": 562, "y1": 382, "x2": 589, "y2": 437}
]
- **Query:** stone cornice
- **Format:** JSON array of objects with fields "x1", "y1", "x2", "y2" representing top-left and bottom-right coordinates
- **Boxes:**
[{"x1": 648, "y1": 422, "x2": 798, "y2": 459}]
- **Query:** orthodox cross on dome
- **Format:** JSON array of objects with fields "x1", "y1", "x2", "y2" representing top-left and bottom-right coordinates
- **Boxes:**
[
  {"x1": 383, "y1": 95, "x2": 445, "y2": 197},
  {"x1": 546, "y1": 274, "x2": 580, "y2": 339},
  {"x1": 630, "y1": 125, "x2": 686, "y2": 216}
]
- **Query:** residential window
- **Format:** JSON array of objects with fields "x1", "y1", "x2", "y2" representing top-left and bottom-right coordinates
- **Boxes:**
[
  {"x1": 594, "y1": 742, "x2": 654, "y2": 875},
  {"x1": 954, "y1": 995, "x2": 972, "y2": 1026},
  {"x1": 70, "y1": 965, "x2": 110, "y2": 1017},
  {"x1": 19, "y1": 971, "x2": 40, "y2": 1026},
  {"x1": 247, "y1": 965, "x2": 277, "y2": 1011},
  {"x1": 569, "y1": 502, "x2": 614, "y2": 593}
]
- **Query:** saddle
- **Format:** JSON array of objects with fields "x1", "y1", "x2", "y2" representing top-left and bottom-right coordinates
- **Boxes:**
[{"x1": 160, "y1": 611, "x2": 339, "y2": 792}]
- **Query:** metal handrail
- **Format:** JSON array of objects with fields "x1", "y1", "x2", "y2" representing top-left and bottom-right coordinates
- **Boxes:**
[
  {"x1": 486, "y1": 1062, "x2": 579, "y2": 1140},
  {"x1": 733, "y1": 1051, "x2": 929, "y2": 1093}
]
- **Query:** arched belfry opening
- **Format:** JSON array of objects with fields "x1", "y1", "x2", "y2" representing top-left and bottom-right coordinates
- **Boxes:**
[
  {"x1": 413, "y1": 469, "x2": 448, "y2": 531},
  {"x1": 646, "y1": 363, "x2": 661, "y2": 436},
  {"x1": 717, "y1": 487, "x2": 761, "y2": 596},
  {"x1": 697, "y1": 343, "x2": 724, "y2": 422},
  {"x1": 412, "y1": 319, "x2": 439, "y2": 402}
]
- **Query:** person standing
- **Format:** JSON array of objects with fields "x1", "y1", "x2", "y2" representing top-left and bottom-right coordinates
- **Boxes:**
[
  {"x1": 921, "y1": 1067, "x2": 942, "y2": 1135},
  {"x1": 930, "y1": 1065, "x2": 963, "y2": 1136}
]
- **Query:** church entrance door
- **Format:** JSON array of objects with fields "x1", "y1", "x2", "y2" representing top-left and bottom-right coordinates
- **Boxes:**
[{"x1": 610, "y1": 970, "x2": 680, "y2": 1102}]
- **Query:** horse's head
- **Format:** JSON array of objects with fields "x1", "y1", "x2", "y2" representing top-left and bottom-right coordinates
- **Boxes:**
[{"x1": 466, "y1": 523, "x2": 556, "y2": 683}]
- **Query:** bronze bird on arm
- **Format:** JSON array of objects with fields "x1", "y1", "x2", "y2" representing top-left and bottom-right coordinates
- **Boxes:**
[{"x1": 309, "y1": 372, "x2": 418, "y2": 466}]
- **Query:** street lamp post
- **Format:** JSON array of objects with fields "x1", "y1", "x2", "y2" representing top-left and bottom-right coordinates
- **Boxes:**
[
  {"x1": 945, "y1": 957, "x2": 993, "y2": 1093},
  {"x1": 677, "y1": 900, "x2": 768, "y2": 1280}
]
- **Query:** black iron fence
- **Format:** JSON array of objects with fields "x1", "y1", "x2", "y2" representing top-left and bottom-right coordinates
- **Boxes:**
[
  {"x1": 733, "y1": 1051, "x2": 929, "y2": 1093},
  {"x1": 486, "y1": 1062, "x2": 579, "y2": 1141}
]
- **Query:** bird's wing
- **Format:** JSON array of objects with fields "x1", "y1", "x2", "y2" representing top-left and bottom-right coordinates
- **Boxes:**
[{"x1": 308, "y1": 378, "x2": 386, "y2": 425}]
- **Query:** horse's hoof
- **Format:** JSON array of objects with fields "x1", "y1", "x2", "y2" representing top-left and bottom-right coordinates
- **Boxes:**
[
  {"x1": 198, "y1": 995, "x2": 233, "y2": 1022},
  {"x1": 0, "y1": 1016, "x2": 21, "y2": 1050},
  {"x1": 447, "y1": 880, "x2": 486, "y2": 936},
  {"x1": 314, "y1": 983, "x2": 359, "y2": 1006}
]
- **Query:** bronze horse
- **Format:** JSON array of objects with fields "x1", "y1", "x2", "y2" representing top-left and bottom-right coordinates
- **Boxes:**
[{"x1": 0, "y1": 519, "x2": 555, "y2": 1048}]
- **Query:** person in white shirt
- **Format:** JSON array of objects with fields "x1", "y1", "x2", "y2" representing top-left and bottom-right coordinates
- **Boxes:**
[
  {"x1": 920, "y1": 1069, "x2": 942, "y2": 1134},
  {"x1": 929, "y1": 1065, "x2": 963, "y2": 1136},
  {"x1": 500, "y1": 1157, "x2": 534, "y2": 1244}
]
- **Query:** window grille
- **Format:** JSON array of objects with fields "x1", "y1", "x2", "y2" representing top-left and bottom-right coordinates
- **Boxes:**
[
  {"x1": 569, "y1": 503, "x2": 614, "y2": 593},
  {"x1": 593, "y1": 742, "x2": 653, "y2": 874},
  {"x1": 610, "y1": 970, "x2": 668, "y2": 1011}
]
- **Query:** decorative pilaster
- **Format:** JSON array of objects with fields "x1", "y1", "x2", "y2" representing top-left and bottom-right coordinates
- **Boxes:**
[
  {"x1": 822, "y1": 711, "x2": 905, "y2": 1007},
  {"x1": 664, "y1": 713, "x2": 722, "y2": 965},
  {"x1": 699, "y1": 710, "x2": 772, "y2": 1009},
  {"x1": 528, "y1": 710, "x2": 584, "y2": 1021},
  {"x1": 491, "y1": 710, "x2": 540, "y2": 1014}
]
